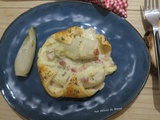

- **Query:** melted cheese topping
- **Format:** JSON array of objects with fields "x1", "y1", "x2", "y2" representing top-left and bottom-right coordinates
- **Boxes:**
[{"x1": 38, "y1": 28, "x2": 117, "y2": 90}]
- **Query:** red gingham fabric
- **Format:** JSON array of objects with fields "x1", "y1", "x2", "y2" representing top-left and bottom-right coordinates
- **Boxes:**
[{"x1": 85, "y1": 0, "x2": 128, "y2": 18}]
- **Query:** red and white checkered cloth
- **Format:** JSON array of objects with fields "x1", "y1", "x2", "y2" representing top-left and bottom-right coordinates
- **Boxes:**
[{"x1": 85, "y1": 0, "x2": 128, "y2": 18}]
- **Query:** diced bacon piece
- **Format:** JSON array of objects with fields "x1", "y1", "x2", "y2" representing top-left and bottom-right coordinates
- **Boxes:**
[
  {"x1": 59, "y1": 60, "x2": 66, "y2": 67},
  {"x1": 66, "y1": 76, "x2": 70, "y2": 83},
  {"x1": 94, "y1": 48, "x2": 99, "y2": 55},
  {"x1": 71, "y1": 68, "x2": 77, "y2": 72},
  {"x1": 80, "y1": 77, "x2": 88, "y2": 82}
]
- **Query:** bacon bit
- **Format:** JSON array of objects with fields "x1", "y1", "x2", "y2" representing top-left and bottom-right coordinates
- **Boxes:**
[
  {"x1": 59, "y1": 60, "x2": 66, "y2": 67},
  {"x1": 71, "y1": 68, "x2": 77, "y2": 73},
  {"x1": 94, "y1": 48, "x2": 99, "y2": 55},
  {"x1": 80, "y1": 77, "x2": 88, "y2": 82},
  {"x1": 71, "y1": 65, "x2": 87, "y2": 73},
  {"x1": 66, "y1": 76, "x2": 70, "y2": 83}
]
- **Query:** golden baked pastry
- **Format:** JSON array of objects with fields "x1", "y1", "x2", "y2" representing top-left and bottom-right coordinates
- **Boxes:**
[{"x1": 37, "y1": 26, "x2": 117, "y2": 98}]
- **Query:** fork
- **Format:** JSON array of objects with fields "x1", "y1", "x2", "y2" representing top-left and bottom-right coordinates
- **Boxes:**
[{"x1": 144, "y1": 0, "x2": 160, "y2": 88}]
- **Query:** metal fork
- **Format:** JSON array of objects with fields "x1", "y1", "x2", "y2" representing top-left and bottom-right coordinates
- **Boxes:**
[{"x1": 144, "y1": 0, "x2": 160, "y2": 89}]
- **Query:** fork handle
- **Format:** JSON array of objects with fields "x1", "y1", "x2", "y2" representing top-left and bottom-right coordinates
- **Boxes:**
[{"x1": 155, "y1": 31, "x2": 160, "y2": 88}]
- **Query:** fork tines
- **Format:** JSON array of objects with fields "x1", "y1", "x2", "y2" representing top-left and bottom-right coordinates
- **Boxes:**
[{"x1": 145, "y1": 0, "x2": 159, "y2": 10}]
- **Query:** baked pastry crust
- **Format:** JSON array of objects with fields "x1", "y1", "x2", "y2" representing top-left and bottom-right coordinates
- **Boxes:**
[{"x1": 37, "y1": 26, "x2": 117, "y2": 98}]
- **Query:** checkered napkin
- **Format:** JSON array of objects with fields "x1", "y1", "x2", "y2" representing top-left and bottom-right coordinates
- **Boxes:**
[{"x1": 85, "y1": 0, "x2": 128, "y2": 18}]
